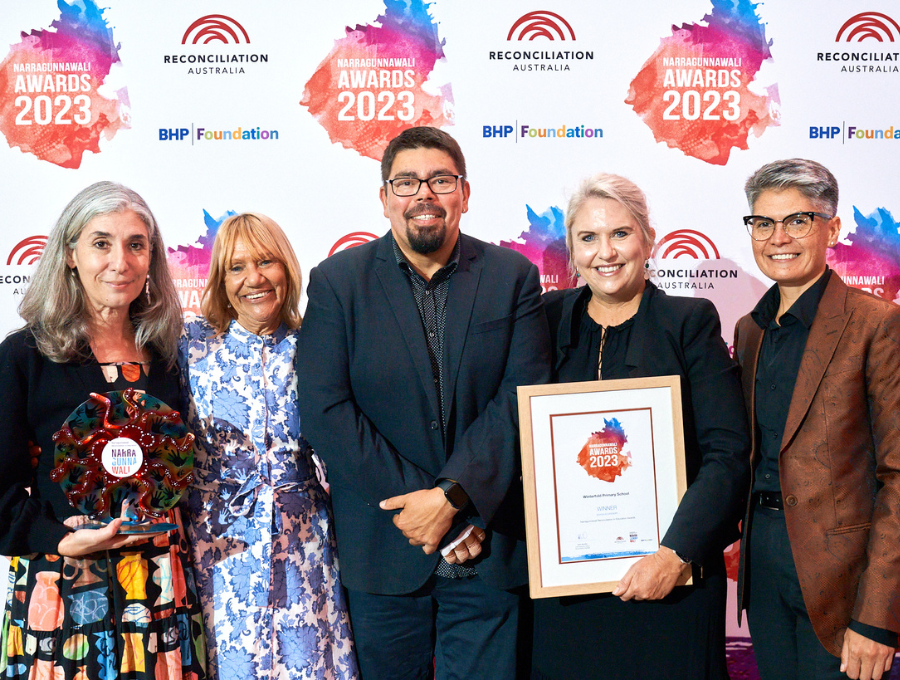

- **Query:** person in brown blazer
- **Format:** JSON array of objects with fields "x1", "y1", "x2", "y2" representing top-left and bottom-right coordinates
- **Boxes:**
[{"x1": 734, "y1": 158, "x2": 900, "y2": 680}]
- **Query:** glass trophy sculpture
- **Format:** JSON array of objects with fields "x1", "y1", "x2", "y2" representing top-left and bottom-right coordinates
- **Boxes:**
[{"x1": 50, "y1": 388, "x2": 195, "y2": 535}]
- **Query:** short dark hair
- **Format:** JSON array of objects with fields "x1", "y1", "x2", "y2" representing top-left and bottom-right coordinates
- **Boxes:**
[
  {"x1": 744, "y1": 158, "x2": 839, "y2": 216},
  {"x1": 380, "y1": 127, "x2": 467, "y2": 181}
]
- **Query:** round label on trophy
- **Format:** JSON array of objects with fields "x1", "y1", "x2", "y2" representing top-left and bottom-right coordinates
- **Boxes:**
[{"x1": 101, "y1": 437, "x2": 144, "y2": 478}]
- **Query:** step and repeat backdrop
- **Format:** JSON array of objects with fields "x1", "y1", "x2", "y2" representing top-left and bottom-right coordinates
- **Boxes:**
[{"x1": 2, "y1": 0, "x2": 899, "y2": 637}]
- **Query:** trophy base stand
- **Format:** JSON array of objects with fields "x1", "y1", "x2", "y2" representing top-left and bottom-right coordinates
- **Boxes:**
[{"x1": 80, "y1": 518, "x2": 178, "y2": 535}]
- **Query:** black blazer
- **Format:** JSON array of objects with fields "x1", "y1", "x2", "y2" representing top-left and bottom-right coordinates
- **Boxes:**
[
  {"x1": 544, "y1": 284, "x2": 750, "y2": 565},
  {"x1": 297, "y1": 232, "x2": 552, "y2": 594}
]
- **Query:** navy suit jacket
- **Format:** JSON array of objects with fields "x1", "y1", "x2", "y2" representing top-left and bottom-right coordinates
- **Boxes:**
[{"x1": 297, "y1": 232, "x2": 552, "y2": 594}]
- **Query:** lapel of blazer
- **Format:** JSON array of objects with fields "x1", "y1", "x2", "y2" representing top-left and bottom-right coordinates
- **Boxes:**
[
  {"x1": 623, "y1": 283, "x2": 657, "y2": 378},
  {"x1": 373, "y1": 235, "x2": 442, "y2": 421},
  {"x1": 553, "y1": 286, "x2": 586, "y2": 374},
  {"x1": 442, "y1": 234, "x2": 482, "y2": 411},
  {"x1": 736, "y1": 315, "x2": 764, "y2": 465},
  {"x1": 781, "y1": 274, "x2": 851, "y2": 451}
]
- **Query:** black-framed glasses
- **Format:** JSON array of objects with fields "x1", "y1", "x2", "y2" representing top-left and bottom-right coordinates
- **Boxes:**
[
  {"x1": 742, "y1": 211, "x2": 833, "y2": 241},
  {"x1": 385, "y1": 174, "x2": 464, "y2": 197}
]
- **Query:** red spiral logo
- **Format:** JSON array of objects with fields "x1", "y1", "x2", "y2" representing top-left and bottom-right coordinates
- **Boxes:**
[
  {"x1": 7, "y1": 235, "x2": 47, "y2": 265},
  {"x1": 653, "y1": 230, "x2": 720, "y2": 260},
  {"x1": 507, "y1": 11, "x2": 576, "y2": 41},
  {"x1": 836, "y1": 12, "x2": 900, "y2": 42},
  {"x1": 328, "y1": 232, "x2": 378, "y2": 257},
  {"x1": 182, "y1": 15, "x2": 251, "y2": 45}
]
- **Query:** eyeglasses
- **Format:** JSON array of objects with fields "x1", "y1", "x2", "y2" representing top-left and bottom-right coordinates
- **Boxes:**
[
  {"x1": 385, "y1": 174, "x2": 464, "y2": 197},
  {"x1": 742, "y1": 212, "x2": 833, "y2": 241}
]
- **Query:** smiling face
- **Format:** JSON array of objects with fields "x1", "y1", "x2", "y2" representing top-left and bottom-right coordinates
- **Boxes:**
[
  {"x1": 379, "y1": 147, "x2": 469, "y2": 258},
  {"x1": 224, "y1": 237, "x2": 287, "y2": 335},
  {"x1": 66, "y1": 210, "x2": 151, "y2": 317},
  {"x1": 750, "y1": 187, "x2": 841, "y2": 296},
  {"x1": 570, "y1": 197, "x2": 652, "y2": 306}
]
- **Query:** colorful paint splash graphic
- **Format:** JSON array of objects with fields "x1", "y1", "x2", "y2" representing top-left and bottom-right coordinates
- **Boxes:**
[
  {"x1": 625, "y1": 0, "x2": 779, "y2": 165},
  {"x1": 828, "y1": 206, "x2": 900, "y2": 303},
  {"x1": 166, "y1": 210, "x2": 234, "y2": 315},
  {"x1": 577, "y1": 418, "x2": 632, "y2": 483},
  {"x1": 0, "y1": 0, "x2": 130, "y2": 168},
  {"x1": 300, "y1": 0, "x2": 453, "y2": 160},
  {"x1": 498, "y1": 205, "x2": 576, "y2": 292}
]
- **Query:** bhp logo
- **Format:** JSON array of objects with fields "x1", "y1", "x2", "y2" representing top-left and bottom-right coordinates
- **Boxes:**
[
  {"x1": 654, "y1": 230, "x2": 720, "y2": 259},
  {"x1": 507, "y1": 11, "x2": 576, "y2": 41},
  {"x1": 182, "y1": 15, "x2": 250, "y2": 45}
]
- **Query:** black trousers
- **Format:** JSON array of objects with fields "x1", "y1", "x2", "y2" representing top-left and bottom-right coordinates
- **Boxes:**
[{"x1": 746, "y1": 505, "x2": 846, "y2": 680}]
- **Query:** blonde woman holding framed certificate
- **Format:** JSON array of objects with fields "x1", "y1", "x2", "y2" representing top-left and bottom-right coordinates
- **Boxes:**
[{"x1": 530, "y1": 173, "x2": 750, "y2": 680}]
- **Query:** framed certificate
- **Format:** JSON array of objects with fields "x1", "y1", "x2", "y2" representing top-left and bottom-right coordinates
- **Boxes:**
[{"x1": 518, "y1": 375, "x2": 689, "y2": 598}]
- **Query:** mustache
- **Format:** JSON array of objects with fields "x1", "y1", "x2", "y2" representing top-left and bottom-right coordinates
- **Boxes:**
[{"x1": 404, "y1": 204, "x2": 446, "y2": 220}]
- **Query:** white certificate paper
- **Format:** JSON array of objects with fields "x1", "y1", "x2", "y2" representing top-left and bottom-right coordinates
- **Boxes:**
[{"x1": 550, "y1": 408, "x2": 659, "y2": 562}]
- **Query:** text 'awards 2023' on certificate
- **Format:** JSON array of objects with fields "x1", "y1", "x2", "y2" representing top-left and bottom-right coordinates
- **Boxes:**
[{"x1": 518, "y1": 376, "x2": 688, "y2": 598}]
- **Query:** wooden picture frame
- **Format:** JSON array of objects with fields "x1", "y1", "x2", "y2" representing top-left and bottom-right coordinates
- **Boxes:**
[{"x1": 518, "y1": 375, "x2": 690, "y2": 598}]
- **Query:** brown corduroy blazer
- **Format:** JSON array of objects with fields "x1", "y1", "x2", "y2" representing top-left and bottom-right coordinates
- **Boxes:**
[{"x1": 734, "y1": 273, "x2": 900, "y2": 657}]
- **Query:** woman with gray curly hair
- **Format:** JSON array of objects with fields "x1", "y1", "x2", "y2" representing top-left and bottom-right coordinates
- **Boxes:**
[{"x1": 0, "y1": 182, "x2": 207, "y2": 680}]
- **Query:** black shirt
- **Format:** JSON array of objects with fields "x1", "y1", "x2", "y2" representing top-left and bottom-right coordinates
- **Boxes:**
[
  {"x1": 392, "y1": 234, "x2": 474, "y2": 578},
  {"x1": 392, "y1": 234, "x2": 460, "y2": 430},
  {"x1": 751, "y1": 269, "x2": 831, "y2": 494}
]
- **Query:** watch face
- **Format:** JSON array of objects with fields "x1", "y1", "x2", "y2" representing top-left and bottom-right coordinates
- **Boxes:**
[{"x1": 444, "y1": 483, "x2": 467, "y2": 509}]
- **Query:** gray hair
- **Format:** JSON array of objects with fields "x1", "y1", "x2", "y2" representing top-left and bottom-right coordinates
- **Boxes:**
[
  {"x1": 18, "y1": 181, "x2": 182, "y2": 365},
  {"x1": 744, "y1": 159, "x2": 839, "y2": 216},
  {"x1": 565, "y1": 173, "x2": 655, "y2": 273}
]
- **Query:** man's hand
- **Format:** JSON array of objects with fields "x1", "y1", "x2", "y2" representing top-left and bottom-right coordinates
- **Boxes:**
[
  {"x1": 380, "y1": 488, "x2": 458, "y2": 554},
  {"x1": 841, "y1": 629, "x2": 895, "y2": 680},
  {"x1": 442, "y1": 524, "x2": 486, "y2": 565},
  {"x1": 612, "y1": 545, "x2": 687, "y2": 601}
]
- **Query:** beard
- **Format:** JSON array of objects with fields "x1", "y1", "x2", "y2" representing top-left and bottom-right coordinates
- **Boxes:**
[
  {"x1": 406, "y1": 222, "x2": 446, "y2": 254},
  {"x1": 404, "y1": 205, "x2": 448, "y2": 254}
]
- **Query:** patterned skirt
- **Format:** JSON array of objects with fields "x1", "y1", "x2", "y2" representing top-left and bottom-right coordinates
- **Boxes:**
[{"x1": 1, "y1": 510, "x2": 207, "y2": 680}]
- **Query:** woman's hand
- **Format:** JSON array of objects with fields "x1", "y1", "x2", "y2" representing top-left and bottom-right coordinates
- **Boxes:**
[
  {"x1": 56, "y1": 503, "x2": 147, "y2": 557},
  {"x1": 612, "y1": 546, "x2": 688, "y2": 601}
]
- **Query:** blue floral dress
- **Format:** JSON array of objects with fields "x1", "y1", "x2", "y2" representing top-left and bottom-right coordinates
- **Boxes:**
[{"x1": 178, "y1": 319, "x2": 358, "y2": 680}]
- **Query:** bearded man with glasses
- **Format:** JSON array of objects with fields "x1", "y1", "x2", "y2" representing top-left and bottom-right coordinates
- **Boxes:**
[
  {"x1": 298, "y1": 126, "x2": 551, "y2": 679},
  {"x1": 733, "y1": 158, "x2": 900, "y2": 680}
]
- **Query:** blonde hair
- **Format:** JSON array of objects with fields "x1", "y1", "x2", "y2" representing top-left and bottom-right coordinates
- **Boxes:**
[
  {"x1": 565, "y1": 173, "x2": 656, "y2": 275},
  {"x1": 202, "y1": 213, "x2": 302, "y2": 333},
  {"x1": 18, "y1": 181, "x2": 182, "y2": 365}
]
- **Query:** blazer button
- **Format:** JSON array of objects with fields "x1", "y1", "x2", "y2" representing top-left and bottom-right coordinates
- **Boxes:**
[
  {"x1": 785, "y1": 495, "x2": 798, "y2": 507},
  {"x1": 430, "y1": 420, "x2": 439, "y2": 430}
]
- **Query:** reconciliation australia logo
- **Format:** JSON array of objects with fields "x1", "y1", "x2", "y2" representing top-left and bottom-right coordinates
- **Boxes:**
[
  {"x1": 489, "y1": 11, "x2": 593, "y2": 73},
  {"x1": 328, "y1": 232, "x2": 378, "y2": 257},
  {"x1": 650, "y1": 230, "x2": 737, "y2": 291},
  {"x1": 817, "y1": 12, "x2": 900, "y2": 74},
  {"x1": 164, "y1": 15, "x2": 269, "y2": 75},
  {"x1": 2, "y1": 235, "x2": 46, "y2": 297}
]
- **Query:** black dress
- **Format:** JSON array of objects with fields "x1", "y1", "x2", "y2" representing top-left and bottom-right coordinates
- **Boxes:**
[{"x1": 531, "y1": 284, "x2": 750, "y2": 680}]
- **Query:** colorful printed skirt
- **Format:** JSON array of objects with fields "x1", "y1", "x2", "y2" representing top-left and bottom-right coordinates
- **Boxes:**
[{"x1": 1, "y1": 511, "x2": 207, "y2": 680}]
